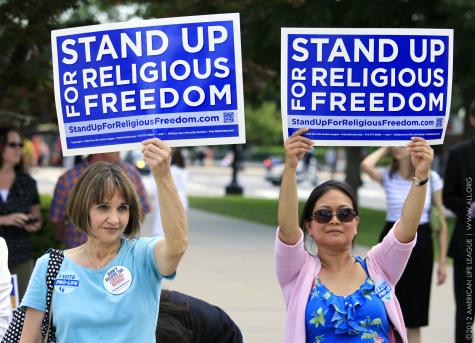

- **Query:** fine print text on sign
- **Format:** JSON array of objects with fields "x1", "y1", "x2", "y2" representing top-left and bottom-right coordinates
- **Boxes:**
[
  {"x1": 281, "y1": 28, "x2": 453, "y2": 146},
  {"x1": 52, "y1": 13, "x2": 245, "y2": 156}
]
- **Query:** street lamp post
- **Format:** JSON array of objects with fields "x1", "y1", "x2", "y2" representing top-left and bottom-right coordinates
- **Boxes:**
[{"x1": 225, "y1": 144, "x2": 243, "y2": 195}]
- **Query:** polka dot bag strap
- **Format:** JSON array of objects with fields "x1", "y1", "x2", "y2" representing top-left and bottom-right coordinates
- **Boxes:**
[
  {"x1": 1, "y1": 249, "x2": 64, "y2": 343},
  {"x1": 42, "y1": 249, "x2": 64, "y2": 342}
]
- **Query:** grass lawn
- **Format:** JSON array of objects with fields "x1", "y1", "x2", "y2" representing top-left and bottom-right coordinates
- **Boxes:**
[
  {"x1": 189, "y1": 195, "x2": 383, "y2": 247},
  {"x1": 189, "y1": 195, "x2": 454, "y2": 255}
]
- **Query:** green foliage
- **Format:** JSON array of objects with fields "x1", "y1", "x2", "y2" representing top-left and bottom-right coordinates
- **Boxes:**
[
  {"x1": 31, "y1": 195, "x2": 64, "y2": 258},
  {"x1": 136, "y1": 0, "x2": 475, "y2": 135},
  {"x1": 2, "y1": 0, "x2": 475, "y2": 137},
  {"x1": 189, "y1": 195, "x2": 385, "y2": 247},
  {"x1": 189, "y1": 195, "x2": 454, "y2": 254},
  {"x1": 0, "y1": 0, "x2": 87, "y2": 122},
  {"x1": 245, "y1": 102, "x2": 282, "y2": 146},
  {"x1": 246, "y1": 145, "x2": 284, "y2": 161},
  {"x1": 190, "y1": 195, "x2": 280, "y2": 227}
]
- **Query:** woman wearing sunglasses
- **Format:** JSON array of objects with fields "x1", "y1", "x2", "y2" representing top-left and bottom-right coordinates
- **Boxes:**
[
  {"x1": 0, "y1": 127, "x2": 41, "y2": 300},
  {"x1": 276, "y1": 128, "x2": 433, "y2": 343},
  {"x1": 361, "y1": 144, "x2": 447, "y2": 343}
]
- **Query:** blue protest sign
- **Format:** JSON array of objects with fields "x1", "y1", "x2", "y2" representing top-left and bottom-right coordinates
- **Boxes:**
[
  {"x1": 52, "y1": 13, "x2": 245, "y2": 156},
  {"x1": 281, "y1": 28, "x2": 453, "y2": 146},
  {"x1": 11, "y1": 274, "x2": 18, "y2": 310}
]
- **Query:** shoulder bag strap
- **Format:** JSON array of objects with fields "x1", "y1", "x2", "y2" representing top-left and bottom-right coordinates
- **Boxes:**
[{"x1": 41, "y1": 249, "x2": 64, "y2": 340}]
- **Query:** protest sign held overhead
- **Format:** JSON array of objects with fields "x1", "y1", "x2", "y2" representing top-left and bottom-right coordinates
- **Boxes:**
[
  {"x1": 281, "y1": 28, "x2": 453, "y2": 146},
  {"x1": 52, "y1": 13, "x2": 245, "y2": 156}
]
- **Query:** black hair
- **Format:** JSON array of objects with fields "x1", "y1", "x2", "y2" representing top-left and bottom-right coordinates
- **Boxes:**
[
  {"x1": 299, "y1": 180, "x2": 359, "y2": 231},
  {"x1": 470, "y1": 100, "x2": 475, "y2": 118},
  {"x1": 156, "y1": 290, "x2": 193, "y2": 343},
  {"x1": 388, "y1": 150, "x2": 415, "y2": 179},
  {"x1": 171, "y1": 148, "x2": 186, "y2": 169},
  {"x1": 0, "y1": 126, "x2": 24, "y2": 173}
]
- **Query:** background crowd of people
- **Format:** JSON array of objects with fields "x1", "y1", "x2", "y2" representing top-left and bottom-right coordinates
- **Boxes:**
[{"x1": 0, "y1": 105, "x2": 473, "y2": 342}]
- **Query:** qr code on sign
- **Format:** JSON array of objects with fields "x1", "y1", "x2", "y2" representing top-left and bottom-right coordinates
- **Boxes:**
[
  {"x1": 223, "y1": 112, "x2": 234, "y2": 123},
  {"x1": 436, "y1": 118, "x2": 443, "y2": 128}
]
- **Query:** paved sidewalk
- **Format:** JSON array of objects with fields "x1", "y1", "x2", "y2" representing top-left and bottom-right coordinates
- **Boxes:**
[{"x1": 145, "y1": 209, "x2": 455, "y2": 343}]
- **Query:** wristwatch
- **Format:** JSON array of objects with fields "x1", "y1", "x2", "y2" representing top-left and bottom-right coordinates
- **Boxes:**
[{"x1": 412, "y1": 175, "x2": 429, "y2": 186}]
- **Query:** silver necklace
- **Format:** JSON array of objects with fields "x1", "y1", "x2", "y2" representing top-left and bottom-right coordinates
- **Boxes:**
[{"x1": 83, "y1": 244, "x2": 118, "y2": 269}]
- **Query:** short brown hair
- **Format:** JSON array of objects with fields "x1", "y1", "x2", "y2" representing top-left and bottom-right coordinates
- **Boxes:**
[{"x1": 67, "y1": 162, "x2": 142, "y2": 237}]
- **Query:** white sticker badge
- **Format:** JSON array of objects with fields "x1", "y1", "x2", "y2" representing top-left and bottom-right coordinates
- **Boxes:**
[
  {"x1": 375, "y1": 279, "x2": 393, "y2": 303},
  {"x1": 54, "y1": 272, "x2": 79, "y2": 295},
  {"x1": 103, "y1": 266, "x2": 132, "y2": 295}
]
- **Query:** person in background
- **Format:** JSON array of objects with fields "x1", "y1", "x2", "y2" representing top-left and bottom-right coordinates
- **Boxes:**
[
  {"x1": 20, "y1": 139, "x2": 188, "y2": 342},
  {"x1": 20, "y1": 139, "x2": 35, "y2": 174},
  {"x1": 152, "y1": 149, "x2": 188, "y2": 237},
  {"x1": 443, "y1": 101, "x2": 475, "y2": 343},
  {"x1": 157, "y1": 289, "x2": 243, "y2": 343},
  {"x1": 0, "y1": 127, "x2": 41, "y2": 300},
  {"x1": 0, "y1": 237, "x2": 12, "y2": 340},
  {"x1": 276, "y1": 127, "x2": 433, "y2": 343},
  {"x1": 50, "y1": 152, "x2": 151, "y2": 248},
  {"x1": 361, "y1": 143, "x2": 448, "y2": 343},
  {"x1": 325, "y1": 148, "x2": 337, "y2": 178}
]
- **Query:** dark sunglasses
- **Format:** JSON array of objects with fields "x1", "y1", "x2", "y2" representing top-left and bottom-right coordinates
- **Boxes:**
[
  {"x1": 6, "y1": 142, "x2": 23, "y2": 149},
  {"x1": 311, "y1": 208, "x2": 358, "y2": 224}
]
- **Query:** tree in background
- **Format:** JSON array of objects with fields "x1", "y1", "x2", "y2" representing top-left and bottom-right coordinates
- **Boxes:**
[
  {"x1": 1, "y1": 0, "x2": 474, "y2": 191},
  {"x1": 0, "y1": 0, "x2": 92, "y2": 124}
]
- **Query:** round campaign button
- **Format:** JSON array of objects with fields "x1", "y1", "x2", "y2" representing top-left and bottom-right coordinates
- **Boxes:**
[
  {"x1": 54, "y1": 272, "x2": 80, "y2": 295},
  {"x1": 375, "y1": 279, "x2": 393, "y2": 303},
  {"x1": 103, "y1": 266, "x2": 132, "y2": 295}
]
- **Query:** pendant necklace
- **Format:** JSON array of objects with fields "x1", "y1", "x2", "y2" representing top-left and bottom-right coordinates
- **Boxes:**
[{"x1": 83, "y1": 244, "x2": 118, "y2": 269}]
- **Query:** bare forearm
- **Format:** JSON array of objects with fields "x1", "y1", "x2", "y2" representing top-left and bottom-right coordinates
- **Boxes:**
[
  {"x1": 438, "y1": 222, "x2": 448, "y2": 264},
  {"x1": 0, "y1": 216, "x2": 8, "y2": 226},
  {"x1": 434, "y1": 191, "x2": 448, "y2": 264},
  {"x1": 20, "y1": 308, "x2": 43, "y2": 343},
  {"x1": 278, "y1": 128, "x2": 312, "y2": 244},
  {"x1": 155, "y1": 173, "x2": 188, "y2": 255},
  {"x1": 361, "y1": 147, "x2": 387, "y2": 182},
  {"x1": 278, "y1": 165, "x2": 301, "y2": 244},
  {"x1": 396, "y1": 138, "x2": 433, "y2": 242},
  {"x1": 397, "y1": 179, "x2": 427, "y2": 243},
  {"x1": 361, "y1": 147, "x2": 386, "y2": 169}
]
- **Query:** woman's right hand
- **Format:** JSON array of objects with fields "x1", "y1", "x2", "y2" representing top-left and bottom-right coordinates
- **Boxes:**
[
  {"x1": 142, "y1": 138, "x2": 172, "y2": 179},
  {"x1": 0, "y1": 213, "x2": 29, "y2": 228},
  {"x1": 284, "y1": 128, "x2": 313, "y2": 170}
]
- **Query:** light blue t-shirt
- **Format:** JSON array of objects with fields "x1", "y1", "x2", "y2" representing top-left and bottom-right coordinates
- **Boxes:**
[{"x1": 21, "y1": 237, "x2": 174, "y2": 343}]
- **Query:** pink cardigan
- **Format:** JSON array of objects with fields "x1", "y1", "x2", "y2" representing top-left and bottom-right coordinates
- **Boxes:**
[{"x1": 275, "y1": 223, "x2": 416, "y2": 343}]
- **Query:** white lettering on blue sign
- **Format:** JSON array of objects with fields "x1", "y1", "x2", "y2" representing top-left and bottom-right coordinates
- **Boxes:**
[
  {"x1": 52, "y1": 14, "x2": 246, "y2": 156},
  {"x1": 54, "y1": 272, "x2": 79, "y2": 295},
  {"x1": 375, "y1": 279, "x2": 393, "y2": 303},
  {"x1": 282, "y1": 28, "x2": 453, "y2": 146}
]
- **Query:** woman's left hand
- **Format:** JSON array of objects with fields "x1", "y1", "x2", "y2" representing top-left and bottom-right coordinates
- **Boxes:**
[
  {"x1": 437, "y1": 263, "x2": 447, "y2": 285},
  {"x1": 24, "y1": 218, "x2": 41, "y2": 233},
  {"x1": 407, "y1": 137, "x2": 433, "y2": 179},
  {"x1": 142, "y1": 138, "x2": 172, "y2": 178}
]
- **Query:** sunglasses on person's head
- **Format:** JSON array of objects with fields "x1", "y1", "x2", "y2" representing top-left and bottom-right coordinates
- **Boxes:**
[
  {"x1": 6, "y1": 142, "x2": 23, "y2": 149},
  {"x1": 311, "y1": 208, "x2": 358, "y2": 224}
]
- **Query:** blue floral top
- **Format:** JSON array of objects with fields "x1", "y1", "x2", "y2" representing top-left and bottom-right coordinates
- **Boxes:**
[{"x1": 305, "y1": 256, "x2": 390, "y2": 343}]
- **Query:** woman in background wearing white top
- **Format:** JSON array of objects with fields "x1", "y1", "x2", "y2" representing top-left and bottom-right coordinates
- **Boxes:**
[
  {"x1": 361, "y1": 146, "x2": 448, "y2": 343},
  {"x1": 0, "y1": 237, "x2": 12, "y2": 339},
  {"x1": 153, "y1": 149, "x2": 188, "y2": 237}
]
